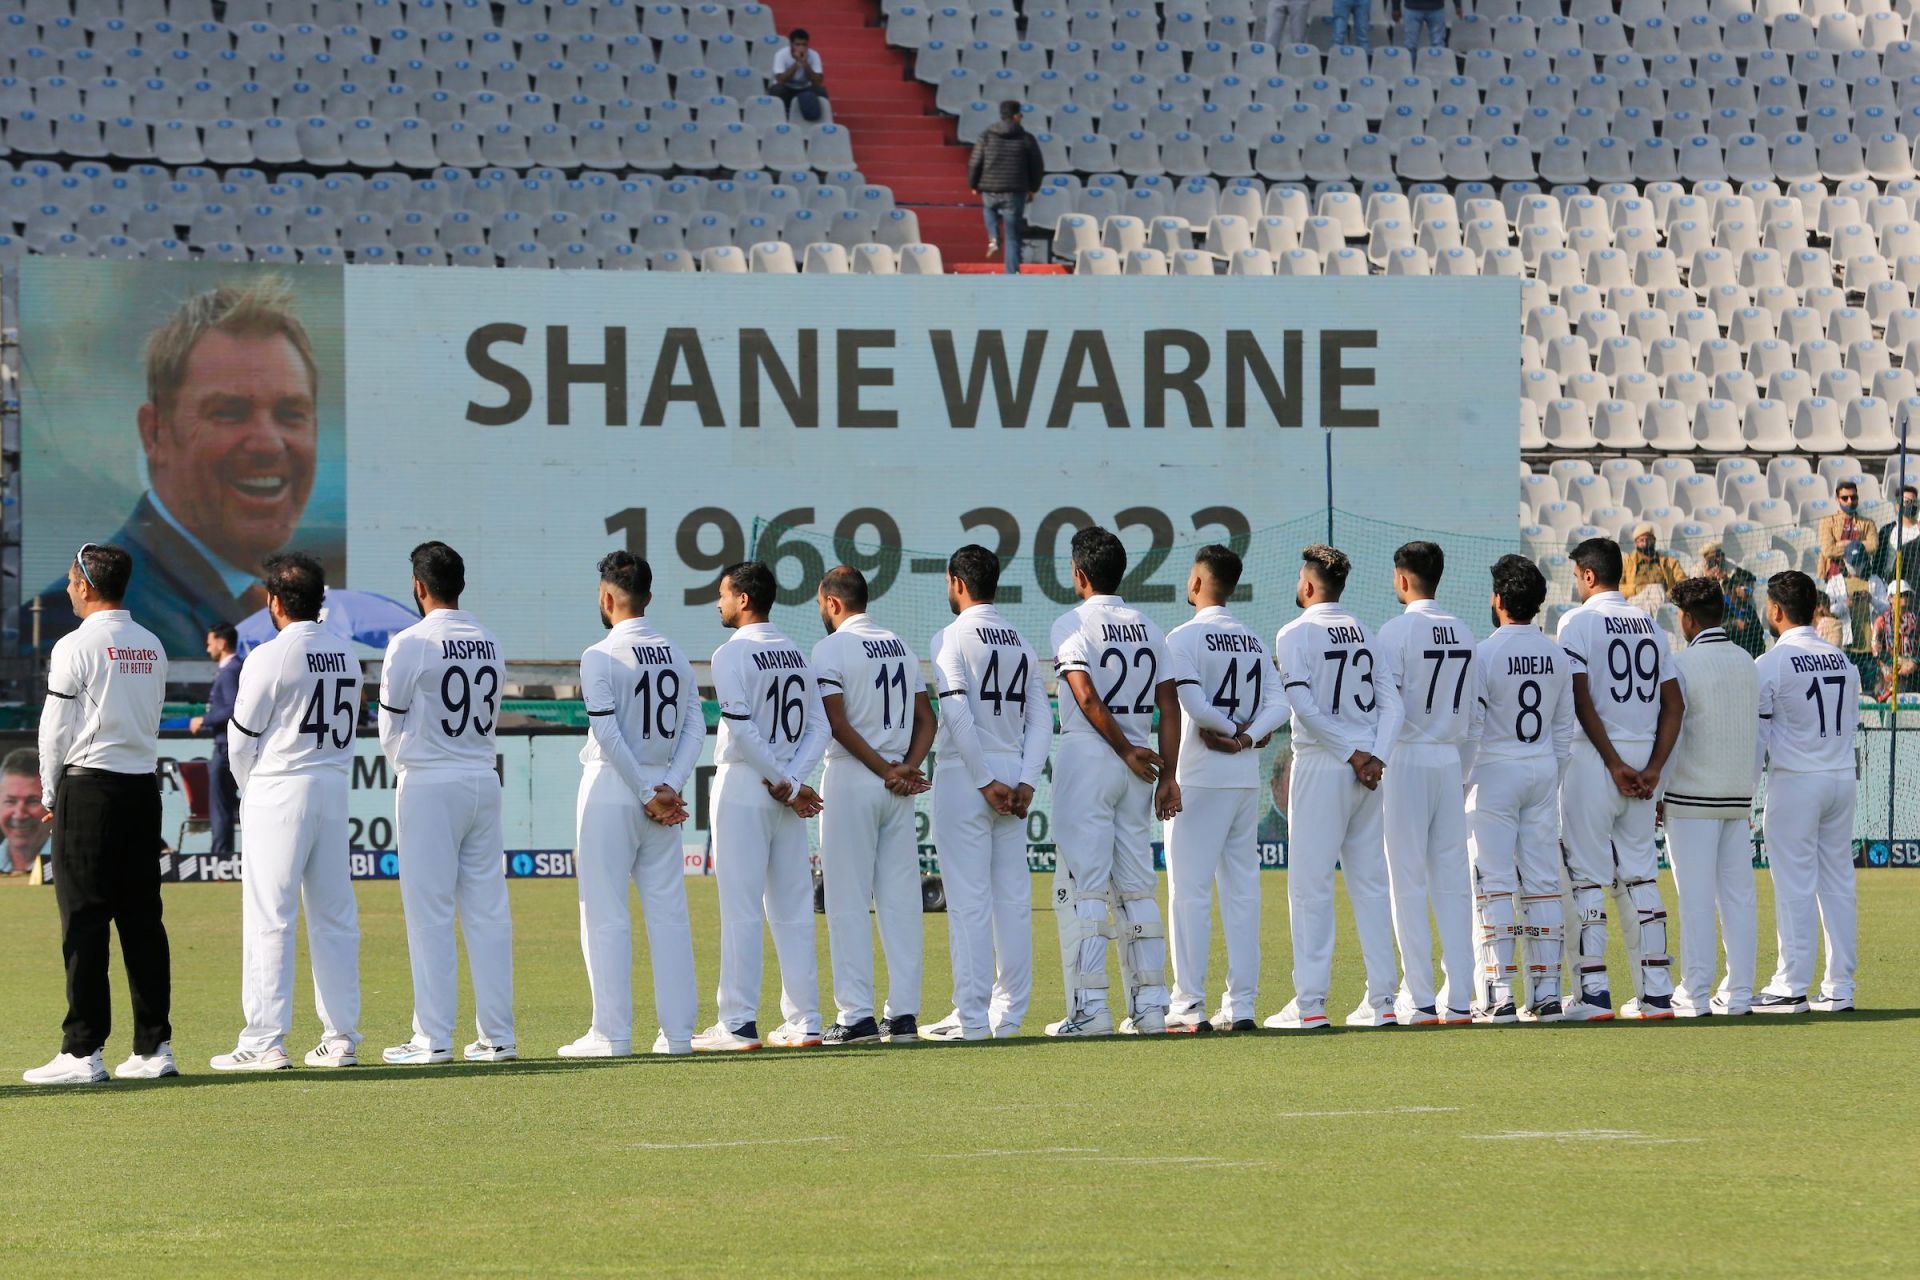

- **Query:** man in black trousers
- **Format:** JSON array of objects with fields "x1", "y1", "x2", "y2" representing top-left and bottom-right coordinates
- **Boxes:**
[
  {"x1": 191, "y1": 622, "x2": 243, "y2": 854},
  {"x1": 25, "y1": 543, "x2": 174, "y2": 1084}
]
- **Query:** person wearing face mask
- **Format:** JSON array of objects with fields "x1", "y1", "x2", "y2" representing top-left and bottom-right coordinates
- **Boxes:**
[
  {"x1": 1871, "y1": 581, "x2": 1918, "y2": 698},
  {"x1": 1818, "y1": 480, "x2": 1879, "y2": 581},
  {"x1": 1693, "y1": 542, "x2": 1764, "y2": 656},
  {"x1": 1620, "y1": 523, "x2": 1685, "y2": 612},
  {"x1": 1875, "y1": 484, "x2": 1919, "y2": 596}
]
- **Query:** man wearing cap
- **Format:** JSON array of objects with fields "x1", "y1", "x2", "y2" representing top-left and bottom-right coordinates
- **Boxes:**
[
  {"x1": 1621, "y1": 524, "x2": 1685, "y2": 611},
  {"x1": 1695, "y1": 542, "x2": 1763, "y2": 656}
]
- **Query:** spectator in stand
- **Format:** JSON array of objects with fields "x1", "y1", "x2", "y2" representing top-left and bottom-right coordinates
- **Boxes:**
[
  {"x1": 968, "y1": 101, "x2": 1045, "y2": 276},
  {"x1": 189, "y1": 622, "x2": 242, "y2": 855},
  {"x1": 1818, "y1": 479, "x2": 1879, "y2": 580},
  {"x1": 1621, "y1": 523, "x2": 1685, "y2": 608},
  {"x1": 1826, "y1": 542, "x2": 1887, "y2": 694},
  {"x1": 1, "y1": 749, "x2": 50, "y2": 878},
  {"x1": 1393, "y1": 0, "x2": 1462, "y2": 49},
  {"x1": 769, "y1": 29, "x2": 827, "y2": 123},
  {"x1": 1695, "y1": 542, "x2": 1764, "y2": 656},
  {"x1": 1814, "y1": 593, "x2": 1845, "y2": 648},
  {"x1": 1877, "y1": 483, "x2": 1918, "y2": 594},
  {"x1": 1265, "y1": 0, "x2": 1313, "y2": 44},
  {"x1": 1332, "y1": 0, "x2": 1371, "y2": 48},
  {"x1": 1872, "y1": 581, "x2": 1918, "y2": 698}
]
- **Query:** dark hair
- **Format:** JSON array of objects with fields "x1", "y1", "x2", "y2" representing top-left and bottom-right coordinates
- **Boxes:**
[
  {"x1": 1835, "y1": 478, "x2": 1859, "y2": 496},
  {"x1": 721, "y1": 560, "x2": 777, "y2": 615},
  {"x1": 1300, "y1": 543, "x2": 1351, "y2": 600},
  {"x1": 789, "y1": 27, "x2": 810, "y2": 41},
  {"x1": 819, "y1": 564, "x2": 869, "y2": 612},
  {"x1": 1, "y1": 747, "x2": 39, "y2": 779},
  {"x1": 947, "y1": 543, "x2": 1001, "y2": 601},
  {"x1": 78, "y1": 543, "x2": 133, "y2": 602},
  {"x1": 597, "y1": 550, "x2": 652, "y2": 601},
  {"x1": 1489, "y1": 554, "x2": 1547, "y2": 623},
  {"x1": 1768, "y1": 569, "x2": 1819, "y2": 627},
  {"x1": 1670, "y1": 576, "x2": 1727, "y2": 628},
  {"x1": 1070, "y1": 526, "x2": 1127, "y2": 595},
  {"x1": 1193, "y1": 543, "x2": 1243, "y2": 596},
  {"x1": 1394, "y1": 540, "x2": 1445, "y2": 592},
  {"x1": 409, "y1": 540, "x2": 465, "y2": 604},
  {"x1": 207, "y1": 622, "x2": 239, "y2": 649},
  {"x1": 1903, "y1": 483, "x2": 1917, "y2": 498},
  {"x1": 1569, "y1": 536, "x2": 1624, "y2": 587},
  {"x1": 999, "y1": 98, "x2": 1023, "y2": 118},
  {"x1": 262, "y1": 551, "x2": 325, "y2": 621}
]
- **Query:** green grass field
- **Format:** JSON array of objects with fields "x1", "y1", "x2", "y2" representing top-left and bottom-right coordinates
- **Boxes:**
[{"x1": 1, "y1": 870, "x2": 1914, "y2": 1277}]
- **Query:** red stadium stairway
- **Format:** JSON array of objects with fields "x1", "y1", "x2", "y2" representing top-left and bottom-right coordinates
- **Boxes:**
[{"x1": 767, "y1": 0, "x2": 985, "y2": 269}]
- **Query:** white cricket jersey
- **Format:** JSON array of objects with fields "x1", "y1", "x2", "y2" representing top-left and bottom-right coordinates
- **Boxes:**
[
  {"x1": 710, "y1": 621, "x2": 828, "y2": 791},
  {"x1": 1051, "y1": 594, "x2": 1172, "y2": 749},
  {"x1": 1166, "y1": 605, "x2": 1287, "y2": 788},
  {"x1": 1555, "y1": 589, "x2": 1677, "y2": 745},
  {"x1": 811, "y1": 613, "x2": 925, "y2": 762},
  {"x1": 1372, "y1": 600, "x2": 1476, "y2": 758},
  {"x1": 579, "y1": 617, "x2": 704, "y2": 800},
  {"x1": 1273, "y1": 602, "x2": 1380, "y2": 757},
  {"x1": 1464, "y1": 624, "x2": 1575, "y2": 769},
  {"x1": 228, "y1": 620, "x2": 360, "y2": 790},
  {"x1": 929, "y1": 603, "x2": 1051, "y2": 790},
  {"x1": 38, "y1": 609, "x2": 167, "y2": 805},
  {"x1": 377, "y1": 608, "x2": 503, "y2": 774},
  {"x1": 1756, "y1": 625, "x2": 1860, "y2": 775}
]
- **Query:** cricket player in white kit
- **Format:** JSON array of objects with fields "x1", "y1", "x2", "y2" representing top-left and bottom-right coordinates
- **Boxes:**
[
  {"x1": 698, "y1": 561, "x2": 829, "y2": 1051},
  {"x1": 1046, "y1": 526, "x2": 1183, "y2": 1037},
  {"x1": 1662, "y1": 577, "x2": 1760, "y2": 1018},
  {"x1": 377, "y1": 542, "x2": 515, "y2": 1065},
  {"x1": 212, "y1": 554, "x2": 362, "y2": 1071},
  {"x1": 1753, "y1": 570, "x2": 1861, "y2": 1015},
  {"x1": 1163, "y1": 546, "x2": 1287, "y2": 1033},
  {"x1": 562, "y1": 552, "x2": 703, "y2": 1057},
  {"x1": 812, "y1": 566, "x2": 935, "y2": 1046},
  {"x1": 1461, "y1": 557, "x2": 1575, "y2": 1022},
  {"x1": 923, "y1": 545, "x2": 1050, "y2": 1043},
  {"x1": 1371, "y1": 541, "x2": 1476, "y2": 1026},
  {"x1": 1555, "y1": 537, "x2": 1685, "y2": 1021},
  {"x1": 1268, "y1": 544, "x2": 1402, "y2": 1030}
]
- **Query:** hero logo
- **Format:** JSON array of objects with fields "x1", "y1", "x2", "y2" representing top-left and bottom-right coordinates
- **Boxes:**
[{"x1": 174, "y1": 854, "x2": 244, "y2": 881}]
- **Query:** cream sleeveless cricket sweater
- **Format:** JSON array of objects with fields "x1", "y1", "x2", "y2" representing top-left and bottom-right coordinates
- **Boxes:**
[{"x1": 1665, "y1": 628, "x2": 1761, "y2": 821}]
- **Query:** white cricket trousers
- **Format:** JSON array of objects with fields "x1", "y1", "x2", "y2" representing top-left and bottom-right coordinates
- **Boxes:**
[
  {"x1": 1286, "y1": 746, "x2": 1397, "y2": 1013},
  {"x1": 1560, "y1": 741, "x2": 1672, "y2": 999},
  {"x1": 821, "y1": 760, "x2": 922, "y2": 1024},
  {"x1": 1382, "y1": 745, "x2": 1473, "y2": 1012},
  {"x1": 237, "y1": 773, "x2": 359, "y2": 1053},
  {"x1": 711, "y1": 764, "x2": 820, "y2": 1034},
  {"x1": 1761, "y1": 769, "x2": 1858, "y2": 1002},
  {"x1": 1165, "y1": 785, "x2": 1260, "y2": 1021},
  {"x1": 396, "y1": 768, "x2": 514, "y2": 1050},
  {"x1": 575, "y1": 767, "x2": 697, "y2": 1047},
  {"x1": 931, "y1": 764, "x2": 1032, "y2": 1036},
  {"x1": 1466, "y1": 755, "x2": 1563, "y2": 1006},
  {"x1": 1052, "y1": 735, "x2": 1163, "y2": 1015},
  {"x1": 1664, "y1": 815, "x2": 1757, "y2": 1014}
]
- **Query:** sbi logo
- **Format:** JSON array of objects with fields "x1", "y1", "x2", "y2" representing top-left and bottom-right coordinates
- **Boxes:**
[
  {"x1": 511, "y1": 853, "x2": 534, "y2": 876},
  {"x1": 1866, "y1": 842, "x2": 1891, "y2": 868},
  {"x1": 379, "y1": 852, "x2": 400, "y2": 877}
]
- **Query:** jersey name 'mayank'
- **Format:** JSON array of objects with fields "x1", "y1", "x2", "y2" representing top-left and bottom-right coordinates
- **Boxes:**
[
  {"x1": 1102, "y1": 623, "x2": 1149, "y2": 642},
  {"x1": 861, "y1": 637, "x2": 908, "y2": 659},
  {"x1": 440, "y1": 638, "x2": 499, "y2": 661},
  {"x1": 306, "y1": 652, "x2": 350, "y2": 674},
  {"x1": 976, "y1": 626, "x2": 1022, "y2": 647},
  {"x1": 1790, "y1": 651, "x2": 1849, "y2": 673},
  {"x1": 1604, "y1": 615, "x2": 1656, "y2": 636},
  {"x1": 751, "y1": 648, "x2": 808, "y2": 671},
  {"x1": 1205, "y1": 632, "x2": 1264, "y2": 653}
]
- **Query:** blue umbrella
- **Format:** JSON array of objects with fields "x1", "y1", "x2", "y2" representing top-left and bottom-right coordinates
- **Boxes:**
[{"x1": 236, "y1": 588, "x2": 420, "y2": 655}]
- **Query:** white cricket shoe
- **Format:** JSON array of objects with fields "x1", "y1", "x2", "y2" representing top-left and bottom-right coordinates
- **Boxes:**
[
  {"x1": 1709, "y1": 994, "x2": 1751, "y2": 1017},
  {"x1": 1621, "y1": 996, "x2": 1675, "y2": 1021},
  {"x1": 1344, "y1": 999, "x2": 1399, "y2": 1028},
  {"x1": 23, "y1": 1050, "x2": 107, "y2": 1085},
  {"x1": 765, "y1": 1020, "x2": 823, "y2": 1048},
  {"x1": 558, "y1": 1032, "x2": 631, "y2": 1058},
  {"x1": 1476, "y1": 1001, "x2": 1521, "y2": 1025},
  {"x1": 921, "y1": 1012, "x2": 989, "y2": 1043},
  {"x1": 1164, "y1": 1008, "x2": 1214, "y2": 1034},
  {"x1": 464, "y1": 1040, "x2": 517, "y2": 1063},
  {"x1": 383, "y1": 1040, "x2": 453, "y2": 1066},
  {"x1": 1560, "y1": 991, "x2": 1616, "y2": 1022},
  {"x1": 1809, "y1": 995, "x2": 1855, "y2": 1013},
  {"x1": 691, "y1": 1022, "x2": 762, "y2": 1053},
  {"x1": 304, "y1": 1039, "x2": 359, "y2": 1068},
  {"x1": 1044, "y1": 1007, "x2": 1115, "y2": 1037},
  {"x1": 651, "y1": 1032, "x2": 692, "y2": 1056},
  {"x1": 209, "y1": 1045, "x2": 291, "y2": 1072},
  {"x1": 1119, "y1": 1009, "x2": 1167, "y2": 1035},
  {"x1": 990, "y1": 1022, "x2": 1021, "y2": 1039},
  {"x1": 1263, "y1": 1001, "x2": 1331, "y2": 1031},
  {"x1": 114, "y1": 1042, "x2": 178, "y2": 1079},
  {"x1": 1517, "y1": 999, "x2": 1563, "y2": 1024}
]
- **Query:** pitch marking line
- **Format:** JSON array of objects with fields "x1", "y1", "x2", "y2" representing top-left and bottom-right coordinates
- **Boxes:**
[
  {"x1": 1272, "y1": 1106, "x2": 1459, "y2": 1119},
  {"x1": 1467, "y1": 1129, "x2": 1703, "y2": 1146},
  {"x1": 629, "y1": 1136, "x2": 844, "y2": 1151}
]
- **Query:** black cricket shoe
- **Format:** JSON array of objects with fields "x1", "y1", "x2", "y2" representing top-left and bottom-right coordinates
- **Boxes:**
[
  {"x1": 1754, "y1": 993, "x2": 1810, "y2": 1015},
  {"x1": 881, "y1": 1015, "x2": 918, "y2": 1042},
  {"x1": 822, "y1": 1017, "x2": 883, "y2": 1046}
]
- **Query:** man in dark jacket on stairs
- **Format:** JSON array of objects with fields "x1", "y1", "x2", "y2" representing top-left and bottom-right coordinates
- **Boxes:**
[{"x1": 968, "y1": 101, "x2": 1046, "y2": 275}]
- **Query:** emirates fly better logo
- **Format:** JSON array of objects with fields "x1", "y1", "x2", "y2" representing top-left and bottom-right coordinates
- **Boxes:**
[{"x1": 106, "y1": 645, "x2": 160, "y2": 674}]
